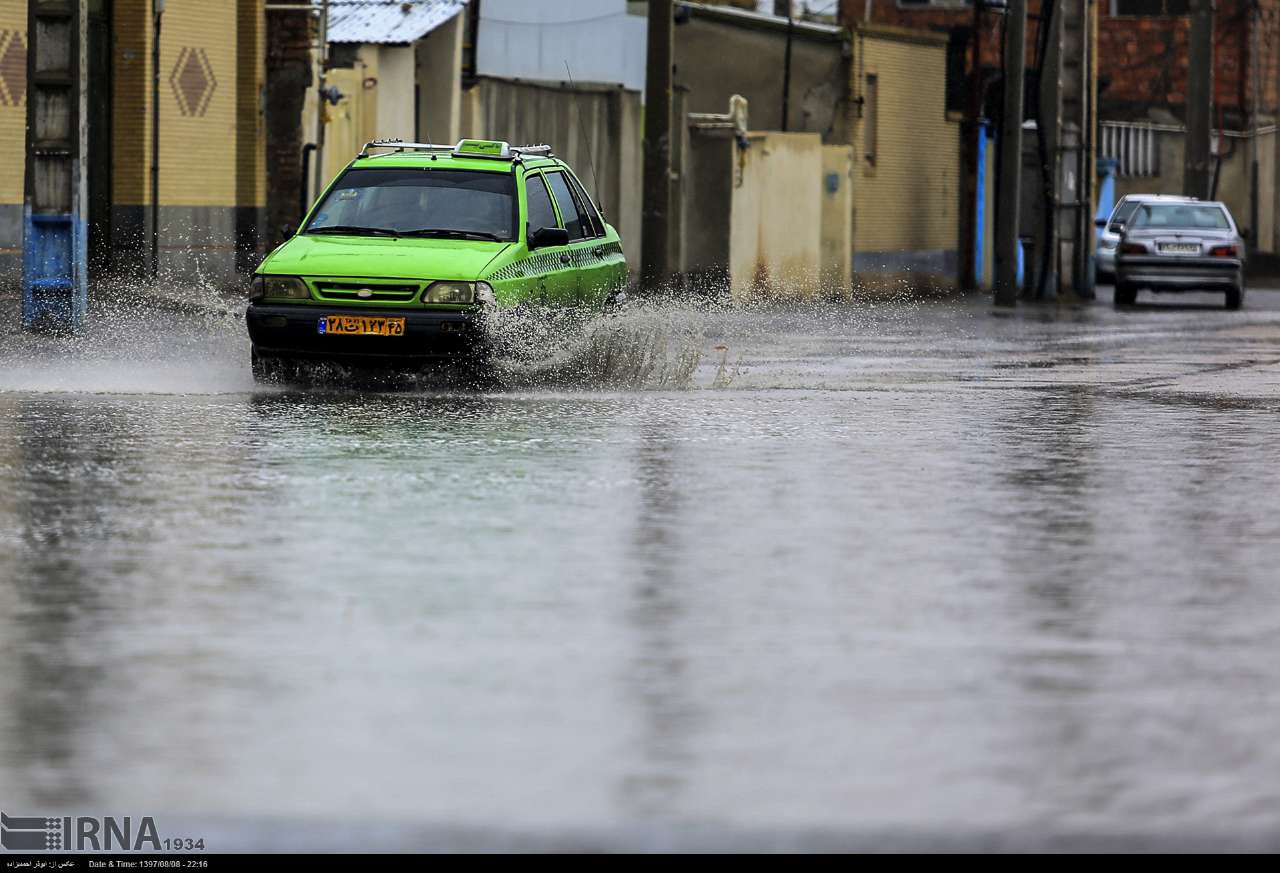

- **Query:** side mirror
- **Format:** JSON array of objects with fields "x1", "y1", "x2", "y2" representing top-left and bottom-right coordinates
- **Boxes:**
[
  {"x1": 528, "y1": 226, "x2": 569, "y2": 250},
  {"x1": 1094, "y1": 218, "x2": 1108, "y2": 228}
]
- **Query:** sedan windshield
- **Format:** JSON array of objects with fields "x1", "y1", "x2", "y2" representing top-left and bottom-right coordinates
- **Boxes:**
[
  {"x1": 306, "y1": 168, "x2": 517, "y2": 241},
  {"x1": 1130, "y1": 203, "x2": 1231, "y2": 230}
]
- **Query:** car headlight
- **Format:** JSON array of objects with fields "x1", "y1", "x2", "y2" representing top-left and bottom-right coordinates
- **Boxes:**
[
  {"x1": 423, "y1": 281, "x2": 476, "y2": 304},
  {"x1": 257, "y1": 276, "x2": 310, "y2": 300}
]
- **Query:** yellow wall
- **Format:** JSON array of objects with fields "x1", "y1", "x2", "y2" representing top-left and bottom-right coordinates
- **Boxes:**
[
  {"x1": 0, "y1": 0, "x2": 26, "y2": 210},
  {"x1": 113, "y1": 0, "x2": 250, "y2": 208},
  {"x1": 730, "y1": 131, "x2": 824, "y2": 301},
  {"x1": 849, "y1": 26, "x2": 961, "y2": 264}
]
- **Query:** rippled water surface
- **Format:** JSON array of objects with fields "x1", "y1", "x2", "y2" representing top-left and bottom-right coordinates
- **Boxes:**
[{"x1": 1, "y1": 290, "x2": 1279, "y2": 850}]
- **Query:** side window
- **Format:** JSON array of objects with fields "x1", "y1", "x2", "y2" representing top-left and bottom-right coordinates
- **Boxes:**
[
  {"x1": 545, "y1": 172, "x2": 588, "y2": 241},
  {"x1": 566, "y1": 173, "x2": 604, "y2": 237},
  {"x1": 524, "y1": 174, "x2": 559, "y2": 234}
]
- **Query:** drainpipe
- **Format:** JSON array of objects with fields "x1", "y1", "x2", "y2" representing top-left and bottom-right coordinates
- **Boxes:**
[
  {"x1": 152, "y1": 0, "x2": 164, "y2": 280},
  {"x1": 313, "y1": 0, "x2": 330, "y2": 202}
]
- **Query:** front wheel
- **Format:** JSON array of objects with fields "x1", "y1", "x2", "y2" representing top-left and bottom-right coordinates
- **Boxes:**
[
  {"x1": 251, "y1": 348, "x2": 295, "y2": 384},
  {"x1": 1225, "y1": 286, "x2": 1245, "y2": 310},
  {"x1": 1114, "y1": 283, "x2": 1137, "y2": 306}
]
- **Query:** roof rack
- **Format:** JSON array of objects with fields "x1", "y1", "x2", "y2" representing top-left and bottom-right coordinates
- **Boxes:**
[
  {"x1": 511, "y1": 144, "x2": 554, "y2": 158},
  {"x1": 358, "y1": 139, "x2": 455, "y2": 159},
  {"x1": 356, "y1": 139, "x2": 556, "y2": 161}
]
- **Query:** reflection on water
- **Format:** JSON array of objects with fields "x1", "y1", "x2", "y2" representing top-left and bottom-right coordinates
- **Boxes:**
[{"x1": 1, "y1": 295, "x2": 1279, "y2": 848}]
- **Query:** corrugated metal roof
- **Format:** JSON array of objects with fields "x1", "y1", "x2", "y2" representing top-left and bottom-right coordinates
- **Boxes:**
[{"x1": 326, "y1": 0, "x2": 468, "y2": 45}]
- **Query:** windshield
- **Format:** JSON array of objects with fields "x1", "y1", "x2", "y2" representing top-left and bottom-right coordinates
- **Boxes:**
[
  {"x1": 306, "y1": 168, "x2": 518, "y2": 240},
  {"x1": 1130, "y1": 203, "x2": 1231, "y2": 230}
]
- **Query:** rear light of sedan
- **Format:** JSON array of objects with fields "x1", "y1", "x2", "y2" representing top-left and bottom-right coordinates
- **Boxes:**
[
  {"x1": 1208, "y1": 244, "x2": 1241, "y2": 258},
  {"x1": 1119, "y1": 242, "x2": 1148, "y2": 255}
]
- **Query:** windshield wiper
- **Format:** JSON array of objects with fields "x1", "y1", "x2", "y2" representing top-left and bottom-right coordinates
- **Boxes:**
[
  {"x1": 306, "y1": 225, "x2": 402, "y2": 237},
  {"x1": 399, "y1": 228, "x2": 505, "y2": 242}
]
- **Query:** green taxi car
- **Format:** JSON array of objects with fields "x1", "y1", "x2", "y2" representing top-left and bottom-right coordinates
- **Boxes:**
[{"x1": 246, "y1": 138, "x2": 628, "y2": 381}]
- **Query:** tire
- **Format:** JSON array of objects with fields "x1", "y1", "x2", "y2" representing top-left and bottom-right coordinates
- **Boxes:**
[
  {"x1": 1114, "y1": 283, "x2": 1137, "y2": 306},
  {"x1": 1225, "y1": 285, "x2": 1244, "y2": 310},
  {"x1": 251, "y1": 348, "x2": 293, "y2": 384}
]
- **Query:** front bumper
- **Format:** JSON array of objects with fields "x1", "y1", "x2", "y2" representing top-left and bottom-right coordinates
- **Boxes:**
[
  {"x1": 1116, "y1": 256, "x2": 1242, "y2": 291},
  {"x1": 246, "y1": 303, "x2": 487, "y2": 362}
]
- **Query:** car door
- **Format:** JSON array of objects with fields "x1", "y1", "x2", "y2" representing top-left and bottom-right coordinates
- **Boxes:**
[
  {"x1": 523, "y1": 171, "x2": 578, "y2": 306},
  {"x1": 561, "y1": 170, "x2": 622, "y2": 306},
  {"x1": 543, "y1": 170, "x2": 601, "y2": 306}
]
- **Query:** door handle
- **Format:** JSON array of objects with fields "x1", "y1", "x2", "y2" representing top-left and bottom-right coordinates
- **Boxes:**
[{"x1": 559, "y1": 253, "x2": 572, "y2": 265}]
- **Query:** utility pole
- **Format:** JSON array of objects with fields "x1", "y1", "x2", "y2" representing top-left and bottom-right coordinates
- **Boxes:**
[
  {"x1": 1184, "y1": 0, "x2": 1214, "y2": 200},
  {"x1": 152, "y1": 0, "x2": 164, "y2": 281},
  {"x1": 641, "y1": 0, "x2": 673, "y2": 290},
  {"x1": 23, "y1": 0, "x2": 89, "y2": 332},
  {"x1": 1037, "y1": 0, "x2": 1093, "y2": 300},
  {"x1": 994, "y1": 0, "x2": 1026, "y2": 306},
  {"x1": 313, "y1": 0, "x2": 331, "y2": 202}
]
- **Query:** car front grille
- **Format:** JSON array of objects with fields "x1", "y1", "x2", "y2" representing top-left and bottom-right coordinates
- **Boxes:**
[{"x1": 312, "y1": 281, "x2": 422, "y2": 303}]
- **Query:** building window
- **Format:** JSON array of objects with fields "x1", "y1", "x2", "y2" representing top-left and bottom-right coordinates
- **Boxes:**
[
  {"x1": 1101, "y1": 123, "x2": 1160, "y2": 177},
  {"x1": 864, "y1": 73, "x2": 878, "y2": 166},
  {"x1": 1111, "y1": 0, "x2": 1191, "y2": 15}
]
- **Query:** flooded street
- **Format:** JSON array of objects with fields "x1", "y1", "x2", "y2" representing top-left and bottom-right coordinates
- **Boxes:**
[{"x1": 1, "y1": 289, "x2": 1279, "y2": 850}]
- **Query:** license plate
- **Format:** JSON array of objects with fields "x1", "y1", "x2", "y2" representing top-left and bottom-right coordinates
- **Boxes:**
[
  {"x1": 1159, "y1": 243, "x2": 1199, "y2": 255},
  {"x1": 317, "y1": 315, "x2": 406, "y2": 337}
]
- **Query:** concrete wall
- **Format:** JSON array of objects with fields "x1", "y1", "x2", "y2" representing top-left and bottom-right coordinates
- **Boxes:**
[
  {"x1": 729, "y1": 132, "x2": 824, "y2": 301},
  {"x1": 675, "y1": 7, "x2": 849, "y2": 140},
  {"x1": 0, "y1": 4, "x2": 25, "y2": 281},
  {"x1": 460, "y1": 76, "x2": 642, "y2": 267},
  {"x1": 848, "y1": 24, "x2": 962, "y2": 288},
  {"x1": 821, "y1": 145, "x2": 855, "y2": 291},
  {"x1": 416, "y1": 11, "x2": 463, "y2": 144},
  {"x1": 1111, "y1": 127, "x2": 1278, "y2": 254},
  {"x1": 376, "y1": 44, "x2": 416, "y2": 142}
]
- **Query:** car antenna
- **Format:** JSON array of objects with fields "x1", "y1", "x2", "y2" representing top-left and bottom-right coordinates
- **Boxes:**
[{"x1": 564, "y1": 61, "x2": 605, "y2": 220}]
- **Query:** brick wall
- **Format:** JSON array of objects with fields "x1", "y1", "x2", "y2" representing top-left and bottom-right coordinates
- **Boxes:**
[
  {"x1": 839, "y1": 0, "x2": 1280, "y2": 126},
  {"x1": 265, "y1": 8, "x2": 314, "y2": 243}
]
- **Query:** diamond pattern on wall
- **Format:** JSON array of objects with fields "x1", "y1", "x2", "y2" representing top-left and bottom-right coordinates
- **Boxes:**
[
  {"x1": 169, "y1": 46, "x2": 217, "y2": 117},
  {"x1": 0, "y1": 30, "x2": 27, "y2": 107}
]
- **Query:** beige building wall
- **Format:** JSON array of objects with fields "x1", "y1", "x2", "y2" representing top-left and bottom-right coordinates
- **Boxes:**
[
  {"x1": 821, "y1": 145, "x2": 855, "y2": 292},
  {"x1": 848, "y1": 25, "x2": 962, "y2": 287},
  {"x1": 376, "y1": 44, "x2": 416, "y2": 142},
  {"x1": 729, "y1": 131, "x2": 824, "y2": 301},
  {"x1": 416, "y1": 11, "x2": 463, "y2": 145}
]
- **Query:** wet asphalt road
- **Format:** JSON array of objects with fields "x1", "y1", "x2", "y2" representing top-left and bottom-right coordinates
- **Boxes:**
[{"x1": 0, "y1": 285, "x2": 1278, "y2": 851}]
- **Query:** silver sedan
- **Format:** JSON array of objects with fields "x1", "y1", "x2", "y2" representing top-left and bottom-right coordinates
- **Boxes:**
[{"x1": 1114, "y1": 201, "x2": 1246, "y2": 309}]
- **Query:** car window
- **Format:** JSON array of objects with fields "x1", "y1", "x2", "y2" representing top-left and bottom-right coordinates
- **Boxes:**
[
  {"x1": 565, "y1": 172, "x2": 604, "y2": 237},
  {"x1": 545, "y1": 172, "x2": 590, "y2": 241},
  {"x1": 1130, "y1": 203, "x2": 1231, "y2": 230},
  {"x1": 306, "y1": 168, "x2": 517, "y2": 240},
  {"x1": 1110, "y1": 200, "x2": 1149, "y2": 231},
  {"x1": 524, "y1": 174, "x2": 559, "y2": 234}
]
